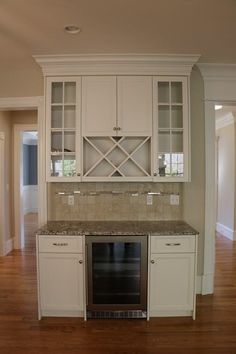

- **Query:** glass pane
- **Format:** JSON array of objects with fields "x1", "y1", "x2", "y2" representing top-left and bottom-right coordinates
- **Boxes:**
[
  {"x1": 51, "y1": 132, "x2": 62, "y2": 153},
  {"x1": 51, "y1": 106, "x2": 62, "y2": 128},
  {"x1": 172, "y1": 131, "x2": 183, "y2": 153},
  {"x1": 64, "y1": 105, "x2": 76, "y2": 128},
  {"x1": 64, "y1": 82, "x2": 76, "y2": 103},
  {"x1": 63, "y1": 155, "x2": 76, "y2": 177},
  {"x1": 171, "y1": 82, "x2": 182, "y2": 103},
  {"x1": 64, "y1": 131, "x2": 75, "y2": 152},
  {"x1": 158, "y1": 131, "x2": 170, "y2": 152},
  {"x1": 171, "y1": 106, "x2": 183, "y2": 128},
  {"x1": 158, "y1": 106, "x2": 170, "y2": 128},
  {"x1": 50, "y1": 155, "x2": 63, "y2": 177},
  {"x1": 51, "y1": 82, "x2": 63, "y2": 103},
  {"x1": 92, "y1": 242, "x2": 141, "y2": 304},
  {"x1": 158, "y1": 82, "x2": 169, "y2": 103},
  {"x1": 158, "y1": 153, "x2": 171, "y2": 177},
  {"x1": 171, "y1": 153, "x2": 184, "y2": 176}
]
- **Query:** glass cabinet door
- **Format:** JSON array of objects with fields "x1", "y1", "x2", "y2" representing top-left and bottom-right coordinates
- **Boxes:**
[
  {"x1": 153, "y1": 77, "x2": 188, "y2": 181},
  {"x1": 47, "y1": 78, "x2": 81, "y2": 180}
]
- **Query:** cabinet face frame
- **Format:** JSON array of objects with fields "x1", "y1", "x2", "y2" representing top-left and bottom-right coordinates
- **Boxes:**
[
  {"x1": 152, "y1": 76, "x2": 190, "y2": 182},
  {"x1": 45, "y1": 76, "x2": 82, "y2": 182}
]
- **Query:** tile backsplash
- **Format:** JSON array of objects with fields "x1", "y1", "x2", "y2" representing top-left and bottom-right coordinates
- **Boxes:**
[{"x1": 48, "y1": 182, "x2": 183, "y2": 221}]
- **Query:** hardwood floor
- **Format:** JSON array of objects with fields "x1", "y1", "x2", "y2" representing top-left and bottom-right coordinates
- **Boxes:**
[{"x1": 1, "y1": 219, "x2": 236, "y2": 354}]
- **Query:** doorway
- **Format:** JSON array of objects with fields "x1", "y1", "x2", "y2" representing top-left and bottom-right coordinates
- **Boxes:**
[
  {"x1": 22, "y1": 131, "x2": 38, "y2": 249},
  {"x1": 215, "y1": 105, "x2": 236, "y2": 240}
]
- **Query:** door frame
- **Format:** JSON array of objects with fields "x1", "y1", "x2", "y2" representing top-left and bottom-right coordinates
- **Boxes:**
[
  {"x1": 14, "y1": 124, "x2": 38, "y2": 248},
  {"x1": 198, "y1": 64, "x2": 236, "y2": 294},
  {"x1": 0, "y1": 96, "x2": 46, "y2": 249},
  {"x1": 0, "y1": 132, "x2": 5, "y2": 255}
]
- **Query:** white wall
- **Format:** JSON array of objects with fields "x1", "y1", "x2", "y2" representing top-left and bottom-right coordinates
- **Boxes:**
[
  {"x1": 216, "y1": 122, "x2": 236, "y2": 239},
  {"x1": 183, "y1": 66, "x2": 205, "y2": 277}
]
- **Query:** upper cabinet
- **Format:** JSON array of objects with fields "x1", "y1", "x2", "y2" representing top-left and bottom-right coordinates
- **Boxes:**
[
  {"x1": 82, "y1": 76, "x2": 152, "y2": 137},
  {"x1": 117, "y1": 76, "x2": 152, "y2": 136},
  {"x1": 153, "y1": 77, "x2": 189, "y2": 182},
  {"x1": 82, "y1": 76, "x2": 116, "y2": 136},
  {"x1": 46, "y1": 77, "x2": 81, "y2": 181},
  {"x1": 37, "y1": 54, "x2": 200, "y2": 182}
]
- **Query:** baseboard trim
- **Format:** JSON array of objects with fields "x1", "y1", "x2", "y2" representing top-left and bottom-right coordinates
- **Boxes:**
[
  {"x1": 196, "y1": 275, "x2": 202, "y2": 294},
  {"x1": 4, "y1": 238, "x2": 14, "y2": 255},
  {"x1": 216, "y1": 222, "x2": 236, "y2": 240},
  {"x1": 201, "y1": 273, "x2": 214, "y2": 295}
]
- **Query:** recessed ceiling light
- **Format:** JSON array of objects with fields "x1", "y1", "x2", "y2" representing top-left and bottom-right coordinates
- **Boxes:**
[
  {"x1": 215, "y1": 105, "x2": 223, "y2": 110},
  {"x1": 64, "y1": 25, "x2": 81, "y2": 34}
]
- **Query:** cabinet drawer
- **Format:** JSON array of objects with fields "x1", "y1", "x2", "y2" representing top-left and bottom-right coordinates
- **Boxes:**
[
  {"x1": 150, "y1": 235, "x2": 196, "y2": 253},
  {"x1": 38, "y1": 236, "x2": 83, "y2": 253}
]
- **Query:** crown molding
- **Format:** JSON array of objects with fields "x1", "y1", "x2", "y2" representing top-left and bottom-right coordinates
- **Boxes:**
[
  {"x1": 216, "y1": 112, "x2": 235, "y2": 130},
  {"x1": 33, "y1": 54, "x2": 201, "y2": 76},
  {"x1": 198, "y1": 63, "x2": 236, "y2": 81},
  {"x1": 0, "y1": 96, "x2": 43, "y2": 110}
]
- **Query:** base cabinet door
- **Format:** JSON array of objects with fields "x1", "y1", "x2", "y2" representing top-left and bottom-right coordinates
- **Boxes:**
[
  {"x1": 150, "y1": 253, "x2": 195, "y2": 316},
  {"x1": 39, "y1": 253, "x2": 84, "y2": 316}
]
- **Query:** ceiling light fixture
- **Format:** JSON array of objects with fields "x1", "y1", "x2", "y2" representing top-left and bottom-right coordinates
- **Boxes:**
[
  {"x1": 64, "y1": 25, "x2": 81, "y2": 34},
  {"x1": 215, "y1": 105, "x2": 223, "y2": 110}
]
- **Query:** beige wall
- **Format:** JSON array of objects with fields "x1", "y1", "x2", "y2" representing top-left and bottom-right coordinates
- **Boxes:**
[
  {"x1": 0, "y1": 110, "x2": 37, "y2": 244},
  {"x1": 183, "y1": 67, "x2": 205, "y2": 275},
  {"x1": 217, "y1": 123, "x2": 235, "y2": 230},
  {"x1": 48, "y1": 182, "x2": 183, "y2": 221},
  {"x1": 0, "y1": 67, "x2": 43, "y2": 98}
]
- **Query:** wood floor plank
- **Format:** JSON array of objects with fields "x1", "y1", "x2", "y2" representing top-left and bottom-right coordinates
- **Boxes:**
[{"x1": 0, "y1": 216, "x2": 236, "y2": 353}]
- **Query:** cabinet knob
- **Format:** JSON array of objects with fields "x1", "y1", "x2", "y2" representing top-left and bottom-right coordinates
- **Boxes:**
[
  {"x1": 79, "y1": 260, "x2": 83, "y2": 264},
  {"x1": 117, "y1": 127, "x2": 121, "y2": 131},
  {"x1": 77, "y1": 173, "x2": 81, "y2": 176},
  {"x1": 154, "y1": 173, "x2": 157, "y2": 176},
  {"x1": 113, "y1": 127, "x2": 117, "y2": 131},
  {"x1": 151, "y1": 260, "x2": 155, "y2": 264}
]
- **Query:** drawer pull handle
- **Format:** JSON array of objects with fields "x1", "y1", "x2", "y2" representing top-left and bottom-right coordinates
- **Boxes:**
[
  {"x1": 151, "y1": 260, "x2": 155, "y2": 264},
  {"x1": 166, "y1": 243, "x2": 181, "y2": 246},
  {"x1": 52, "y1": 242, "x2": 69, "y2": 246}
]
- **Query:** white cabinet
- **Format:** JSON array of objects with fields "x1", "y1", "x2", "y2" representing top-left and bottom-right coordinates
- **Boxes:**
[
  {"x1": 153, "y1": 76, "x2": 190, "y2": 181},
  {"x1": 46, "y1": 77, "x2": 81, "y2": 182},
  {"x1": 82, "y1": 76, "x2": 152, "y2": 180},
  {"x1": 82, "y1": 76, "x2": 152, "y2": 137},
  {"x1": 149, "y1": 235, "x2": 197, "y2": 319},
  {"x1": 37, "y1": 235, "x2": 85, "y2": 318},
  {"x1": 82, "y1": 76, "x2": 116, "y2": 136},
  {"x1": 117, "y1": 76, "x2": 152, "y2": 136}
]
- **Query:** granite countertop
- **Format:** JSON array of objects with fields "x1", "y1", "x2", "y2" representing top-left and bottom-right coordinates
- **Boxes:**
[{"x1": 37, "y1": 220, "x2": 198, "y2": 236}]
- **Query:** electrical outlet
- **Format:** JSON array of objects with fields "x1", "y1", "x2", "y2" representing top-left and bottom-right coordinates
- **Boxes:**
[
  {"x1": 170, "y1": 194, "x2": 179, "y2": 205},
  {"x1": 68, "y1": 195, "x2": 74, "y2": 206},
  {"x1": 147, "y1": 194, "x2": 153, "y2": 205}
]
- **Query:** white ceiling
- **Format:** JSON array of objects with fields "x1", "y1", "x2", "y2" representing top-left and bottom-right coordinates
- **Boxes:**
[{"x1": 0, "y1": 0, "x2": 236, "y2": 72}]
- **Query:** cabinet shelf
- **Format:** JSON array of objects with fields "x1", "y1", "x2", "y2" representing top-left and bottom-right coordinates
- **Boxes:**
[{"x1": 83, "y1": 136, "x2": 151, "y2": 179}]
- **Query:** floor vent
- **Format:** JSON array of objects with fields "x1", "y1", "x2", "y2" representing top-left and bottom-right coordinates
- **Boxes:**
[{"x1": 87, "y1": 310, "x2": 147, "y2": 319}]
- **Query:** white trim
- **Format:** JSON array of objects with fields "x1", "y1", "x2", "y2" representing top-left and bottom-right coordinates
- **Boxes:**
[
  {"x1": 198, "y1": 63, "x2": 236, "y2": 295},
  {"x1": 216, "y1": 222, "x2": 236, "y2": 240},
  {"x1": 216, "y1": 112, "x2": 235, "y2": 130},
  {"x1": 34, "y1": 54, "x2": 200, "y2": 76},
  {"x1": 196, "y1": 276, "x2": 202, "y2": 294},
  {"x1": 0, "y1": 96, "x2": 42, "y2": 110},
  {"x1": 0, "y1": 132, "x2": 5, "y2": 256},
  {"x1": 201, "y1": 273, "x2": 214, "y2": 295},
  {"x1": 4, "y1": 238, "x2": 13, "y2": 255},
  {"x1": 14, "y1": 124, "x2": 37, "y2": 249}
]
